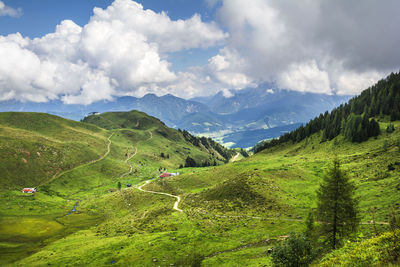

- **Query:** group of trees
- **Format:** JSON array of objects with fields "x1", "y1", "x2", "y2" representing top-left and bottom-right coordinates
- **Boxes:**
[
  {"x1": 256, "y1": 72, "x2": 400, "y2": 153},
  {"x1": 272, "y1": 159, "x2": 359, "y2": 266},
  {"x1": 342, "y1": 114, "x2": 380, "y2": 142},
  {"x1": 180, "y1": 129, "x2": 239, "y2": 161},
  {"x1": 183, "y1": 156, "x2": 218, "y2": 168}
]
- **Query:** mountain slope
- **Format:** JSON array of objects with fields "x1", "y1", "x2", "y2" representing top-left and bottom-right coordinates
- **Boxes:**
[
  {"x1": 0, "y1": 94, "x2": 210, "y2": 126},
  {"x1": 82, "y1": 110, "x2": 237, "y2": 164},
  {"x1": 8, "y1": 116, "x2": 399, "y2": 266},
  {"x1": 0, "y1": 112, "x2": 108, "y2": 188},
  {"x1": 255, "y1": 72, "x2": 400, "y2": 152},
  {"x1": 0, "y1": 110, "x2": 235, "y2": 265}
]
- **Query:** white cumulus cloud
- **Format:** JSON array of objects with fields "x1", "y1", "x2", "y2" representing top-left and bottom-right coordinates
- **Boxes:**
[
  {"x1": 0, "y1": 1, "x2": 22, "y2": 17},
  {"x1": 0, "y1": 0, "x2": 227, "y2": 104}
]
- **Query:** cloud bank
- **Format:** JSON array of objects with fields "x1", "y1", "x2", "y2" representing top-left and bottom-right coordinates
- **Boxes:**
[
  {"x1": 211, "y1": 0, "x2": 400, "y2": 95},
  {"x1": 0, "y1": 0, "x2": 226, "y2": 104},
  {"x1": 0, "y1": 0, "x2": 399, "y2": 104}
]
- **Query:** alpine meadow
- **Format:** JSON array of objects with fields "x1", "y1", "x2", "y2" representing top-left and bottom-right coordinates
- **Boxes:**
[{"x1": 0, "y1": 0, "x2": 400, "y2": 266}]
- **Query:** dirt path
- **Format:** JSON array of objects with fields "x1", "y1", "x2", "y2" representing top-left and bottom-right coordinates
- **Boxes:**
[
  {"x1": 136, "y1": 180, "x2": 183, "y2": 213},
  {"x1": 38, "y1": 132, "x2": 114, "y2": 187},
  {"x1": 119, "y1": 130, "x2": 152, "y2": 179},
  {"x1": 119, "y1": 146, "x2": 138, "y2": 179}
]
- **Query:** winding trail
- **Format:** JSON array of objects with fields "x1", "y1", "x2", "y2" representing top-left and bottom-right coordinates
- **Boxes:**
[
  {"x1": 136, "y1": 180, "x2": 183, "y2": 213},
  {"x1": 119, "y1": 146, "x2": 138, "y2": 179},
  {"x1": 68, "y1": 130, "x2": 153, "y2": 197},
  {"x1": 119, "y1": 130, "x2": 153, "y2": 178},
  {"x1": 38, "y1": 132, "x2": 114, "y2": 187},
  {"x1": 130, "y1": 130, "x2": 184, "y2": 212}
]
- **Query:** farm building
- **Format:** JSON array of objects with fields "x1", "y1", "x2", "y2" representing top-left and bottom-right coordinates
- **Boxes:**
[
  {"x1": 159, "y1": 172, "x2": 180, "y2": 178},
  {"x1": 21, "y1": 188, "x2": 36, "y2": 193}
]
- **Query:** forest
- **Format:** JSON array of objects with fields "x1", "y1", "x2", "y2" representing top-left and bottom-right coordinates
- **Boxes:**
[{"x1": 255, "y1": 72, "x2": 400, "y2": 152}]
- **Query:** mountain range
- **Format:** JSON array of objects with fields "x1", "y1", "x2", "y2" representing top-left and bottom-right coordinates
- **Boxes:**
[{"x1": 0, "y1": 86, "x2": 351, "y2": 148}]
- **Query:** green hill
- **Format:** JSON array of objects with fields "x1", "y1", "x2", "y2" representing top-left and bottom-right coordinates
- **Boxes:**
[
  {"x1": 0, "y1": 110, "x2": 234, "y2": 265},
  {"x1": 0, "y1": 112, "x2": 108, "y2": 188},
  {"x1": 83, "y1": 110, "x2": 240, "y2": 165},
  {"x1": 5, "y1": 116, "x2": 398, "y2": 266}
]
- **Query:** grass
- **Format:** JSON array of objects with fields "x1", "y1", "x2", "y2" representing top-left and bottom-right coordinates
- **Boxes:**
[
  {"x1": 1, "y1": 112, "x2": 399, "y2": 266},
  {"x1": 0, "y1": 111, "x2": 239, "y2": 265},
  {"x1": 317, "y1": 230, "x2": 400, "y2": 266}
]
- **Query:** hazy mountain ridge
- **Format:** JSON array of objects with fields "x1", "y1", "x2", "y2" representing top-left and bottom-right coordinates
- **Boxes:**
[{"x1": 0, "y1": 88, "x2": 351, "y2": 148}]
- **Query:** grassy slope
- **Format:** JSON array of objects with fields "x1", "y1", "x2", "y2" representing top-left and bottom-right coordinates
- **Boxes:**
[
  {"x1": 1, "y1": 112, "x2": 399, "y2": 266},
  {"x1": 83, "y1": 110, "x2": 234, "y2": 165},
  {"x1": 132, "y1": 119, "x2": 400, "y2": 265},
  {"x1": 318, "y1": 230, "x2": 400, "y2": 266},
  {"x1": 0, "y1": 112, "x2": 108, "y2": 188},
  {"x1": 8, "y1": 119, "x2": 399, "y2": 266},
  {"x1": 0, "y1": 111, "x2": 235, "y2": 266}
]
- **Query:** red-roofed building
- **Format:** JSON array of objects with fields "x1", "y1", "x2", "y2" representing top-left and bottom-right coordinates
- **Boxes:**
[
  {"x1": 159, "y1": 172, "x2": 180, "y2": 178},
  {"x1": 159, "y1": 172, "x2": 171, "y2": 178},
  {"x1": 22, "y1": 188, "x2": 36, "y2": 193}
]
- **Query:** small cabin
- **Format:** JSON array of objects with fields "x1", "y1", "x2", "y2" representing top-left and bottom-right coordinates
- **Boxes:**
[
  {"x1": 159, "y1": 172, "x2": 180, "y2": 178},
  {"x1": 22, "y1": 188, "x2": 36, "y2": 193}
]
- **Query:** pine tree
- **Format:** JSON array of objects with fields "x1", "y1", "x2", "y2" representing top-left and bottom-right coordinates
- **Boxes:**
[
  {"x1": 185, "y1": 156, "x2": 197, "y2": 167},
  {"x1": 316, "y1": 159, "x2": 359, "y2": 249}
]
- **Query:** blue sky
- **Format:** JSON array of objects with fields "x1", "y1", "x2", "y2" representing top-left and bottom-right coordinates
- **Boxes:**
[
  {"x1": 0, "y1": 0, "x2": 220, "y2": 72},
  {"x1": 0, "y1": 0, "x2": 399, "y2": 104},
  {"x1": 0, "y1": 0, "x2": 218, "y2": 38}
]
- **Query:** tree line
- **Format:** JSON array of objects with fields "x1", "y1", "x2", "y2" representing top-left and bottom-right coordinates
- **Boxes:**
[
  {"x1": 255, "y1": 71, "x2": 400, "y2": 153},
  {"x1": 180, "y1": 129, "x2": 247, "y2": 161}
]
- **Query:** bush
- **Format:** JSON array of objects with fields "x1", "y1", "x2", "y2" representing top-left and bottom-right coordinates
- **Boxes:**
[
  {"x1": 386, "y1": 124, "x2": 395, "y2": 133},
  {"x1": 184, "y1": 156, "x2": 197, "y2": 167},
  {"x1": 319, "y1": 231, "x2": 400, "y2": 266},
  {"x1": 271, "y1": 232, "x2": 316, "y2": 267}
]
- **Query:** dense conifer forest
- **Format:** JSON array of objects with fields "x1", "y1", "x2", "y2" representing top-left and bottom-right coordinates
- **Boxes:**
[{"x1": 255, "y1": 72, "x2": 400, "y2": 152}]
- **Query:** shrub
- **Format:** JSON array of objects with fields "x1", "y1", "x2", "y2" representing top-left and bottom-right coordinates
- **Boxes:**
[
  {"x1": 319, "y1": 231, "x2": 400, "y2": 266},
  {"x1": 386, "y1": 124, "x2": 395, "y2": 133},
  {"x1": 271, "y1": 232, "x2": 316, "y2": 267}
]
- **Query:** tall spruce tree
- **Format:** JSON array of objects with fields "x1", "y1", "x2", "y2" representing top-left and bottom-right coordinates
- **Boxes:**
[{"x1": 316, "y1": 159, "x2": 359, "y2": 249}]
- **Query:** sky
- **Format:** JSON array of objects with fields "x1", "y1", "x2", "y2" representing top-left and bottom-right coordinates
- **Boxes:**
[{"x1": 0, "y1": 0, "x2": 399, "y2": 104}]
